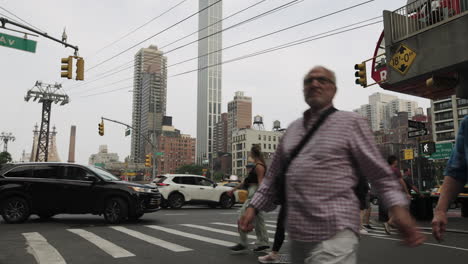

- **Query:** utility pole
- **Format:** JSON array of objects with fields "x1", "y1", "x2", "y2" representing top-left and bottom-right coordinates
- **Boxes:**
[
  {"x1": 99, "y1": 117, "x2": 157, "y2": 181},
  {"x1": 0, "y1": 132, "x2": 15, "y2": 152},
  {"x1": 25, "y1": 82, "x2": 69, "y2": 162}
]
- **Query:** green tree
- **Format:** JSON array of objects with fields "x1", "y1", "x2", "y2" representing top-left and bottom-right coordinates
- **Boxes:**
[
  {"x1": 213, "y1": 171, "x2": 225, "y2": 182},
  {"x1": 175, "y1": 164, "x2": 204, "y2": 175},
  {"x1": 0, "y1": 152, "x2": 12, "y2": 165}
]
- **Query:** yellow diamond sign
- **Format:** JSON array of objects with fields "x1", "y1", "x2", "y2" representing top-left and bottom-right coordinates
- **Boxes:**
[
  {"x1": 404, "y1": 149, "x2": 414, "y2": 160},
  {"x1": 389, "y1": 45, "x2": 417, "y2": 75}
]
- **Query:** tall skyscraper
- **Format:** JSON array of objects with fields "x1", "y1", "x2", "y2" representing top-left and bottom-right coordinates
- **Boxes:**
[
  {"x1": 131, "y1": 45, "x2": 167, "y2": 163},
  {"x1": 227, "y1": 91, "x2": 252, "y2": 152},
  {"x1": 196, "y1": 0, "x2": 223, "y2": 164}
]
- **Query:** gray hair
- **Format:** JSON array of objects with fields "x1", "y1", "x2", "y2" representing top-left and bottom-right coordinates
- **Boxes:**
[{"x1": 305, "y1": 66, "x2": 337, "y2": 85}]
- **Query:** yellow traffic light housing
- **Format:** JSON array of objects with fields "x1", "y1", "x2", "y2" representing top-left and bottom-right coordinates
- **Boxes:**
[
  {"x1": 98, "y1": 121, "x2": 104, "y2": 136},
  {"x1": 145, "y1": 154, "x2": 152, "y2": 167},
  {"x1": 61, "y1": 56, "x2": 73, "y2": 79},
  {"x1": 76, "y1": 57, "x2": 84, "y2": 81},
  {"x1": 354, "y1": 63, "x2": 367, "y2": 87}
]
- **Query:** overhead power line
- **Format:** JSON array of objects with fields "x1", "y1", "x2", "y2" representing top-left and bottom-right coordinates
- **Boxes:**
[
  {"x1": 166, "y1": 0, "x2": 376, "y2": 68},
  {"x1": 0, "y1": 6, "x2": 44, "y2": 33},
  {"x1": 77, "y1": 18, "x2": 382, "y2": 98},
  {"x1": 70, "y1": 0, "x2": 373, "y2": 93},
  {"x1": 87, "y1": 0, "x2": 223, "y2": 72},
  {"x1": 68, "y1": 0, "x2": 302, "y2": 91},
  {"x1": 97, "y1": 0, "x2": 273, "y2": 77},
  {"x1": 159, "y1": 0, "x2": 295, "y2": 49},
  {"x1": 169, "y1": 21, "x2": 382, "y2": 78},
  {"x1": 92, "y1": 0, "x2": 188, "y2": 55},
  {"x1": 80, "y1": 85, "x2": 133, "y2": 98}
]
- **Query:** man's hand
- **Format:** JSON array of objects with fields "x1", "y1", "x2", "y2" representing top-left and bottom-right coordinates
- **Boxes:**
[
  {"x1": 432, "y1": 209, "x2": 448, "y2": 242},
  {"x1": 390, "y1": 206, "x2": 426, "y2": 247},
  {"x1": 239, "y1": 207, "x2": 256, "y2": 232}
]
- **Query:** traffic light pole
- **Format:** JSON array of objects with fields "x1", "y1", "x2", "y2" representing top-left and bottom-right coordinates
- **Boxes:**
[
  {"x1": 0, "y1": 17, "x2": 79, "y2": 53},
  {"x1": 100, "y1": 117, "x2": 157, "y2": 180},
  {"x1": 417, "y1": 137, "x2": 422, "y2": 191}
]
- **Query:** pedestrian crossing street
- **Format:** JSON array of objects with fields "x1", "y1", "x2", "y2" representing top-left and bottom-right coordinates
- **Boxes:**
[{"x1": 4, "y1": 220, "x2": 403, "y2": 264}]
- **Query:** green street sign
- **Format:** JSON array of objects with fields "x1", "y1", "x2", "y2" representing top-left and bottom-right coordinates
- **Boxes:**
[
  {"x1": 0, "y1": 32, "x2": 37, "y2": 53},
  {"x1": 155, "y1": 152, "x2": 164, "y2": 156},
  {"x1": 427, "y1": 142, "x2": 454, "y2": 160},
  {"x1": 94, "y1": 163, "x2": 105, "y2": 168},
  {"x1": 125, "y1": 128, "x2": 131, "y2": 137}
]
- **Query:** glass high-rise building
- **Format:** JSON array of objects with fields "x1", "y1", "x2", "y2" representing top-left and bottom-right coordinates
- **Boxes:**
[
  {"x1": 196, "y1": 0, "x2": 223, "y2": 164},
  {"x1": 131, "y1": 45, "x2": 167, "y2": 163}
]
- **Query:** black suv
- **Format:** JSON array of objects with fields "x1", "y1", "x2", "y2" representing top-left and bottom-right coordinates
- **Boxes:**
[{"x1": 0, "y1": 163, "x2": 161, "y2": 224}]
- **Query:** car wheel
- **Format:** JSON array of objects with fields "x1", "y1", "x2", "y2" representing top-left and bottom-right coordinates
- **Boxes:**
[
  {"x1": 1, "y1": 197, "x2": 30, "y2": 224},
  {"x1": 220, "y1": 194, "x2": 234, "y2": 209},
  {"x1": 168, "y1": 193, "x2": 184, "y2": 209},
  {"x1": 103, "y1": 197, "x2": 128, "y2": 224}
]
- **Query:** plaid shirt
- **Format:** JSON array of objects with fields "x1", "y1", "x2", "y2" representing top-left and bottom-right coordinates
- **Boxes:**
[{"x1": 250, "y1": 107, "x2": 408, "y2": 242}]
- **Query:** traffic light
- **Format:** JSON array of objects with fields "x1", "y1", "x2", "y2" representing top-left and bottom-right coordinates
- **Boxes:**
[
  {"x1": 354, "y1": 63, "x2": 367, "y2": 87},
  {"x1": 145, "y1": 154, "x2": 152, "y2": 167},
  {"x1": 98, "y1": 121, "x2": 104, "y2": 136},
  {"x1": 76, "y1": 57, "x2": 84, "y2": 81},
  {"x1": 61, "y1": 56, "x2": 73, "y2": 79}
]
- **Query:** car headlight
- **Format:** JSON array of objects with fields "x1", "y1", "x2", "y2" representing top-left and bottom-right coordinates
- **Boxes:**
[{"x1": 129, "y1": 186, "x2": 153, "y2": 193}]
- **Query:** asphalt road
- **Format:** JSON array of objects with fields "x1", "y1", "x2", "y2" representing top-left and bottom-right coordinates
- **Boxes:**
[{"x1": 1, "y1": 205, "x2": 468, "y2": 264}]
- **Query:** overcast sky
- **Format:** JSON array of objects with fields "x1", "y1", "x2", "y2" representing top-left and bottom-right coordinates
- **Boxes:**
[{"x1": 0, "y1": 0, "x2": 430, "y2": 164}]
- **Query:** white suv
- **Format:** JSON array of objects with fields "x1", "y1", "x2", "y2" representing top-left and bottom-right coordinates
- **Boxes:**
[{"x1": 153, "y1": 174, "x2": 236, "y2": 209}]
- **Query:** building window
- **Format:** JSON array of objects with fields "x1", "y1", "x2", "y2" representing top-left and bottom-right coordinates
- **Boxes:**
[
  {"x1": 457, "y1": 99, "x2": 468, "y2": 107},
  {"x1": 436, "y1": 131, "x2": 455, "y2": 141},
  {"x1": 435, "y1": 121, "x2": 454, "y2": 131},
  {"x1": 258, "y1": 135, "x2": 261, "y2": 140},
  {"x1": 268, "y1": 136, "x2": 271, "y2": 141},
  {"x1": 273, "y1": 136, "x2": 276, "y2": 141},
  {"x1": 435, "y1": 111, "x2": 453, "y2": 121},
  {"x1": 274, "y1": 144, "x2": 277, "y2": 150},
  {"x1": 263, "y1": 135, "x2": 266, "y2": 140},
  {"x1": 268, "y1": 144, "x2": 271, "y2": 149},
  {"x1": 264, "y1": 144, "x2": 266, "y2": 149},
  {"x1": 434, "y1": 101, "x2": 452, "y2": 111},
  {"x1": 458, "y1": 108, "x2": 468, "y2": 119}
]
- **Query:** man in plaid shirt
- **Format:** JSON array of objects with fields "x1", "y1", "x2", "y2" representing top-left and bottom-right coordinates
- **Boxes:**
[{"x1": 239, "y1": 66, "x2": 426, "y2": 264}]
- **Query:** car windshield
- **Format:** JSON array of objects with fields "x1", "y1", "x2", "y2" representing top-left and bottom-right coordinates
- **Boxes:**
[{"x1": 87, "y1": 166, "x2": 120, "y2": 181}]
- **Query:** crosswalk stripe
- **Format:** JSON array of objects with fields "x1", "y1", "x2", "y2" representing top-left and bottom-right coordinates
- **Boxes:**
[
  {"x1": 181, "y1": 224, "x2": 274, "y2": 242},
  {"x1": 22, "y1": 232, "x2": 66, "y2": 264},
  {"x1": 146, "y1": 225, "x2": 236, "y2": 247},
  {"x1": 110, "y1": 226, "x2": 192, "y2": 252},
  {"x1": 212, "y1": 222, "x2": 276, "y2": 234},
  {"x1": 371, "y1": 227, "x2": 432, "y2": 235},
  {"x1": 366, "y1": 229, "x2": 390, "y2": 235},
  {"x1": 367, "y1": 235, "x2": 468, "y2": 252},
  {"x1": 266, "y1": 220, "x2": 277, "y2": 224},
  {"x1": 363, "y1": 233, "x2": 389, "y2": 237},
  {"x1": 67, "y1": 229, "x2": 135, "y2": 258}
]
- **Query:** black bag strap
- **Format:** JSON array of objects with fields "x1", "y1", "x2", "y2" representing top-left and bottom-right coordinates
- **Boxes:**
[
  {"x1": 285, "y1": 107, "x2": 338, "y2": 168},
  {"x1": 277, "y1": 106, "x2": 338, "y2": 205}
]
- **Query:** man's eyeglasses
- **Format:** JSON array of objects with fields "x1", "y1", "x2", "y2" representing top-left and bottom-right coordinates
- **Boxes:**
[{"x1": 303, "y1": 76, "x2": 334, "y2": 86}]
